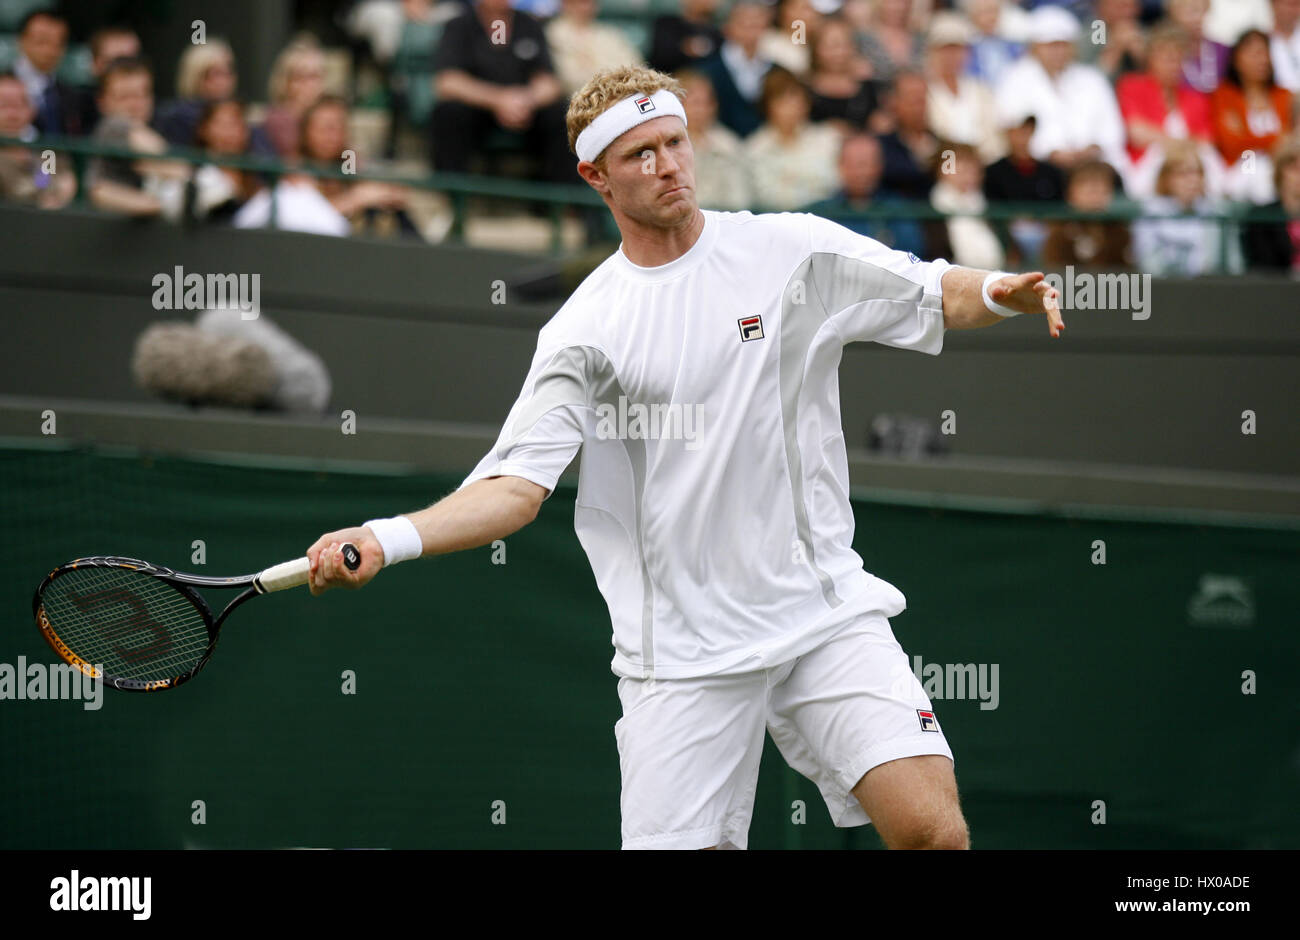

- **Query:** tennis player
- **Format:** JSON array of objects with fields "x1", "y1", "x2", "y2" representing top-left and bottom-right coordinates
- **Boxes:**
[{"x1": 307, "y1": 65, "x2": 1062, "y2": 850}]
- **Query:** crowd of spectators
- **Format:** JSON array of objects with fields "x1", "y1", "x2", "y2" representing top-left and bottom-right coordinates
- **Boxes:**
[{"x1": 1, "y1": 0, "x2": 1299, "y2": 274}]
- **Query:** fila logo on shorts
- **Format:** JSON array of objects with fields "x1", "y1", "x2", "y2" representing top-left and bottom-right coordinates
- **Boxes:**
[
  {"x1": 917, "y1": 709, "x2": 940, "y2": 732},
  {"x1": 738, "y1": 316, "x2": 764, "y2": 342},
  {"x1": 635, "y1": 95, "x2": 655, "y2": 113}
]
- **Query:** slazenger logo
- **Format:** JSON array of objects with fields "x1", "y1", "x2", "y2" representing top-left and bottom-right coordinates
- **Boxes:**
[{"x1": 50, "y1": 870, "x2": 151, "y2": 920}]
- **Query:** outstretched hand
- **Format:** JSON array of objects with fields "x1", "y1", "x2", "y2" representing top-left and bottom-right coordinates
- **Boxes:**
[{"x1": 989, "y1": 272, "x2": 1064, "y2": 338}]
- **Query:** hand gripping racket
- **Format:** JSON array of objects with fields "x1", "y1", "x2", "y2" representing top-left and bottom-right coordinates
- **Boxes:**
[{"x1": 31, "y1": 545, "x2": 361, "y2": 692}]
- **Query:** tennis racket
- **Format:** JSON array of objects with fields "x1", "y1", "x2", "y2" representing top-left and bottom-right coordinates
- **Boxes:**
[{"x1": 31, "y1": 544, "x2": 361, "y2": 692}]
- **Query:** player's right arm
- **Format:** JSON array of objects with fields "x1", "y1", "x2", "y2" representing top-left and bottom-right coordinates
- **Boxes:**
[
  {"x1": 307, "y1": 475, "x2": 548, "y2": 595},
  {"x1": 310, "y1": 326, "x2": 592, "y2": 595}
]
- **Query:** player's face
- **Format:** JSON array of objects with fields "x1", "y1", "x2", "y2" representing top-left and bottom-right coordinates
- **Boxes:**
[{"x1": 593, "y1": 116, "x2": 698, "y2": 229}]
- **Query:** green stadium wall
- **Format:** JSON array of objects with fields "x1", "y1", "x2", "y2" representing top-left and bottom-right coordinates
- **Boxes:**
[{"x1": 2, "y1": 442, "x2": 1295, "y2": 849}]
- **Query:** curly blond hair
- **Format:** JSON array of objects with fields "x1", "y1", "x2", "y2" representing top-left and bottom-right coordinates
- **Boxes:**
[{"x1": 566, "y1": 65, "x2": 687, "y2": 164}]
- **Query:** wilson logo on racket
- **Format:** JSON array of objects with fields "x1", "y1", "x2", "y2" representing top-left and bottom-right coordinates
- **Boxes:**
[
  {"x1": 31, "y1": 544, "x2": 362, "y2": 693},
  {"x1": 738, "y1": 316, "x2": 764, "y2": 342}
]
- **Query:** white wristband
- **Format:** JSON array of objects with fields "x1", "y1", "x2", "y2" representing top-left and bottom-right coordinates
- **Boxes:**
[
  {"x1": 981, "y1": 271, "x2": 1022, "y2": 317},
  {"x1": 363, "y1": 516, "x2": 423, "y2": 566}
]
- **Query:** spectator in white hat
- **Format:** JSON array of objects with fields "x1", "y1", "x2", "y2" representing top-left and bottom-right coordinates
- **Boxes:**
[
  {"x1": 925, "y1": 12, "x2": 1004, "y2": 163},
  {"x1": 993, "y1": 6, "x2": 1127, "y2": 174}
]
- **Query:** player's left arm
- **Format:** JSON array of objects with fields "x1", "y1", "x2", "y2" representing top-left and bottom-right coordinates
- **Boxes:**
[{"x1": 940, "y1": 267, "x2": 1064, "y2": 337}]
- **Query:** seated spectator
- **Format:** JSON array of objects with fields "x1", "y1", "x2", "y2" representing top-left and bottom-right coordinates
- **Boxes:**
[
  {"x1": 649, "y1": 0, "x2": 724, "y2": 76},
  {"x1": 805, "y1": 132, "x2": 941, "y2": 259},
  {"x1": 877, "y1": 69, "x2": 940, "y2": 199},
  {"x1": 698, "y1": 0, "x2": 774, "y2": 139},
  {"x1": 1134, "y1": 140, "x2": 1237, "y2": 275},
  {"x1": 1270, "y1": 0, "x2": 1300, "y2": 92},
  {"x1": 807, "y1": 14, "x2": 880, "y2": 133},
  {"x1": 262, "y1": 39, "x2": 329, "y2": 160},
  {"x1": 961, "y1": 0, "x2": 1023, "y2": 87},
  {"x1": 1241, "y1": 140, "x2": 1300, "y2": 272},
  {"x1": 1043, "y1": 159, "x2": 1134, "y2": 268},
  {"x1": 995, "y1": 7, "x2": 1127, "y2": 174},
  {"x1": 677, "y1": 67, "x2": 750, "y2": 209},
  {"x1": 73, "y1": 26, "x2": 141, "y2": 136},
  {"x1": 88, "y1": 59, "x2": 190, "y2": 219},
  {"x1": 743, "y1": 66, "x2": 840, "y2": 209},
  {"x1": 1118, "y1": 24, "x2": 1213, "y2": 166},
  {"x1": 430, "y1": 0, "x2": 572, "y2": 183},
  {"x1": 983, "y1": 105, "x2": 1065, "y2": 264},
  {"x1": 235, "y1": 95, "x2": 414, "y2": 236},
  {"x1": 759, "y1": 0, "x2": 822, "y2": 79},
  {"x1": 0, "y1": 71, "x2": 75, "y2": 207},
  {"x1": 546, "y1": 0, "x2": 644, "y2": 96},
  {"x1": 857, "y1": 0, "x2": 925, "y2": 82},
  {"x1": 1167, "y1": 0, "x2": 1228, "y2": 93},
  {"x1": 154, "y1": 40, "x2": 238, "y2": 147},
  {"x1": 1212, "y1": 29, "x2": 1294, "y2": 203},
  {"x1": 925, "y1": 12, "x2": 1003, "y2": 164},
  {"x1": 12, "y1": 9, "x2": 83, "y2": 137},
  {"x1": 984, "y1": 106, "x2": 1065, "y2": 202},
  {"x1": 1118, "y1": 23, "x2": 1225, "y2": 199},
  {"x1": 931, "y1": 141, "x2": 1004, "y2": 269},
  {"x1": 190, "y1": 99, "x2": 263, "y2": 223},
  {"x1": 1078, "y1": 0, "x2": 1146, "y2": 81}
]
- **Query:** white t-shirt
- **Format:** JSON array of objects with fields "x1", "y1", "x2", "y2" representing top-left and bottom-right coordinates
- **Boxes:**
[{"x1": 461, "y1": 209, "x2": 952, "y2": 679}]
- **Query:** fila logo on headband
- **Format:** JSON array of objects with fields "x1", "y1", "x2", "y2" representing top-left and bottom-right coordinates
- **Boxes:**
[{"x1": 635, "y1": 95, "x2": 655, "y2": 113}]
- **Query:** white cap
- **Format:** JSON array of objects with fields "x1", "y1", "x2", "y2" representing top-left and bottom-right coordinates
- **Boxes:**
[{"x1": 1027, "y1": 6, "x2": 1081, "y2": 44}]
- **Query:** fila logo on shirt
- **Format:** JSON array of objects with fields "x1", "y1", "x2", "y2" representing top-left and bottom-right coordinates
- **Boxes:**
[
  {"x1": 917, "y1": 709, "x2": 940, "y2": 733},
  {"x1": 738, "y1": 316, "x2": 764, "y2": 342},
  {"x1": 634, "y1": 95, "x2": 655, "y2": 113}
]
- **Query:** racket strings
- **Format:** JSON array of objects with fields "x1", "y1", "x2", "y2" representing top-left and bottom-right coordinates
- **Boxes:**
[{"x1": 40, "y1": 566, "x2": 211, "y2": 681}]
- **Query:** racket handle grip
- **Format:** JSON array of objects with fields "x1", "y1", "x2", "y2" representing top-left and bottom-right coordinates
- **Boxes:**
[{"x1": 258, "y1": 542, "x2": 361, "y2": 593}]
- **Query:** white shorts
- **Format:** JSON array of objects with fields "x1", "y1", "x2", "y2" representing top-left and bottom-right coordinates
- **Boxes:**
[{"x1": 615, "y1": 612, "x2": 953, "y2": 849}]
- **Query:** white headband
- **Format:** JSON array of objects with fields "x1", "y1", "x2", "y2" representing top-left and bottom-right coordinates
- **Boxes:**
[{"x1": 575, "y1": 89, "x2": 688, "y2": 163}]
